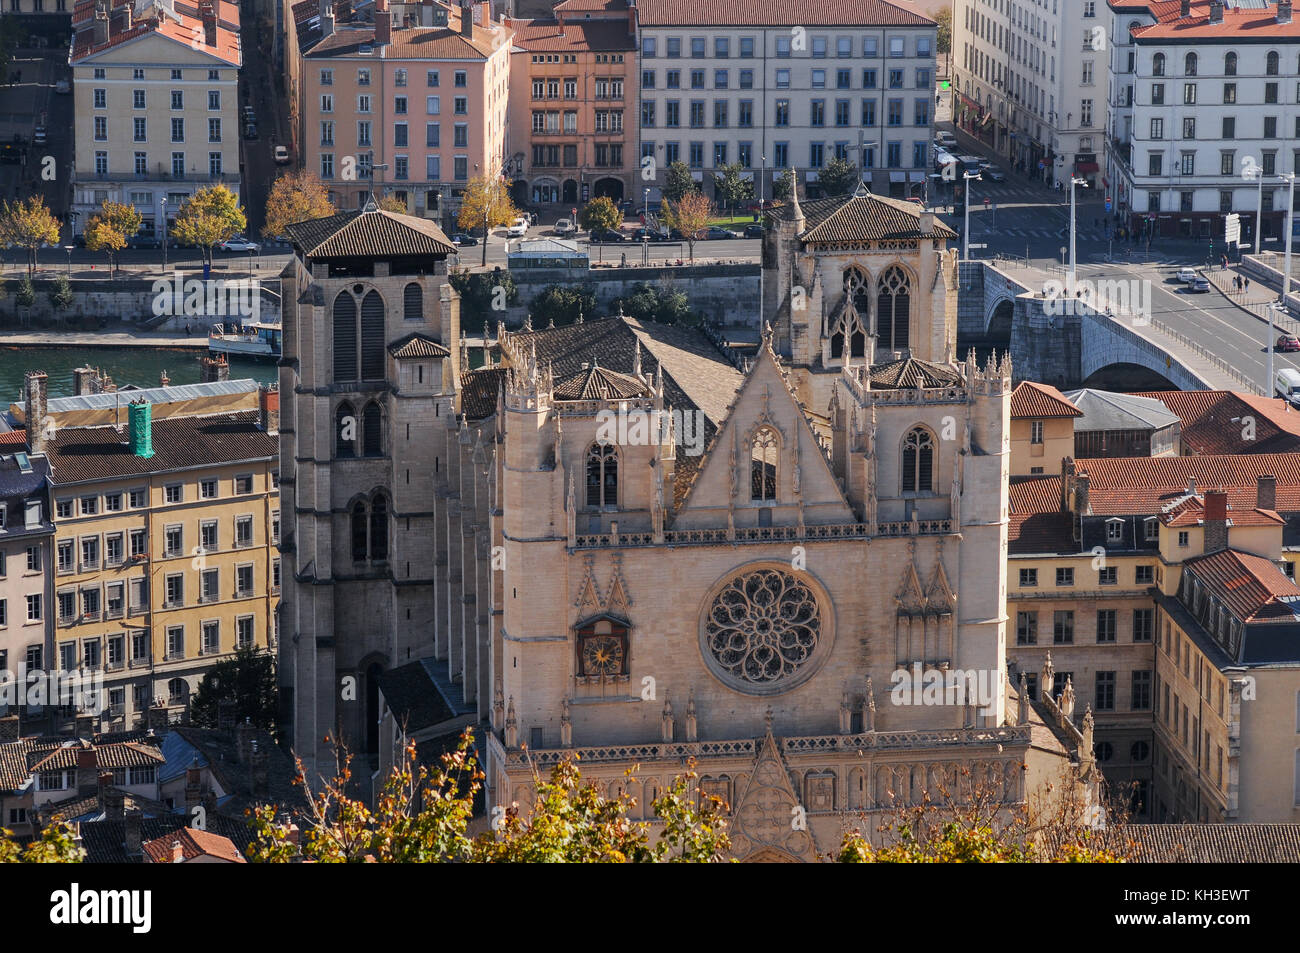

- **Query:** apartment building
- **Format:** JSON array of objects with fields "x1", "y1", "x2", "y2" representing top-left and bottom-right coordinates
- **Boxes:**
[
  {"x1": 1008, "y1": 453, "x2": 1300, "y2": 822},
  {"x1": 1009, "y1": 380, "x2": 1082, "y2": 477},
  {"x1": 296, "y1": 0, "x2": 512, "y2": 228},
  {"x1": 15, "y1": 373, "x2": 279, "y2": 732},
  {"x1": 505, "y1": 3, "x2": 637, "y2": 206},
  {"x1": 635, "y1": 0, "x2": 938, "y2": 202},
  {"x1": 69, "y1": 0, "x2": 242, "y2": 242},
  {"x1": 952, "y1": 0, "x2": 1105, "y2": 188},
  {"x1": 1106, "y1": 0, "x2": 1300, "y2": 244},
  {"x1": 0, "y1": 452, "x2": 54, "y2": 702}
]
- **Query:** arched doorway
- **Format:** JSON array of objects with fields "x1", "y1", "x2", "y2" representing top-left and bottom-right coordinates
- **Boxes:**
[
  {"x1": 562, "y1": 179, "x2": 578, "y2": 204},
  {"x1": 510, "y1": 179, "x2": 528, "y2": 206},
  {"x1": 593, "y1": 177, "x2": 624, "y2": 201},
  {"x1": 532, "y1": 179, "x2": 559, "y2": 204}
]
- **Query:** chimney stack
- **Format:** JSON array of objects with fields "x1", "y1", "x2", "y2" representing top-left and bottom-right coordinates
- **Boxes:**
[
  {"x1": 1187, "y1": 476, "x2": 1196, "y2": 496},
  {"x1": 1209, "y1": 0, "x2": 1224, "y2": 24},
  {"x1": 24, "y1": 371, "x2": 48, "y2": 454},
  {"x1": 1257, "y1": 474, "x2": 1277, "y2": 511},
  {"x1": 128, "y1": 400, "x2": 155, "y2": 459},
  {"x1": 321, "y1": 0, "x2": 335, "y2": 36},
  {"x1": 185, "y1": 758, "x2": 202, "y2": 814},
  {"x1": 1204, "y1": 489, "x2": 1228, "y2": 553},
  {"x1": 105, "y1": 787, "x2": 125, "y2": 822},
  {"x1": 1180, "y1": 0, "x2": 1190, "y2": 17},
  {"x1": 1074, "y1": 474, "x2": 1090, "y2": 514},
  {"x1": 97, "y1": 771, "x2": 112, "y2": 813},
  {"x1": 1281, "y1": 0, "x2": 1294, "y2": 24},
  {"x1": 198, "y1": 354, "x2": 230, "y2": 383},
  {"x1": 237, "y1": 717, "x2": 256, "y2": 763},
  {"x1": 75, "y1": 746, "x2": 99, "y2": 796},
  {"x1": 257, "y1": 384, "x2": 279, "y2": 435},
  {"x1": 93, "y1": 0, "x2": 109, "y2": 46},
  {"x1": 375, "y1": 0, "x2": 392, "y2": 45},
  {"x1": 460, "y1": 0, "x2": 473, "y2": 38},
  {"x1": 124, "y1": 808, "x2": 143, "y2": 857},
  {"x1": 172, "y1": 840, "x2": 185, "y2": 863},
  {"x1": 0, "y1": 715, "x2": 19, "y2": 742}
]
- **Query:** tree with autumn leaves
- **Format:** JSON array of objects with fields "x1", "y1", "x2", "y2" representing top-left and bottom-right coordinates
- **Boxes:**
[
  {"x1": 457, "y1": 174, "x2": 519, "y2": 267},
  {"x1": 660, "y1": 191, "x2": 715, "y2": 263},
  {"x1": 83, "y1": 201, "x2": 142, "y2": 277},
  {"x1": 0, "y1": 195, "x2": 60, "y2": 278},
  {"x1": 170, "y1": 184, "x2": 247, "y2": 271},
  {"x1": 262, "y1": 170, "x2": 336, "y2": 240}
]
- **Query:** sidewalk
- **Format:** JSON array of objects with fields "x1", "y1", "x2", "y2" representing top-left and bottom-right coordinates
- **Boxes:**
[
  {"x1": 0, "y1": 326, "x2": 206, "y2": 348},
  {"x1": 1200, "y1": 265, "x2": 1300, "y2": 337}
]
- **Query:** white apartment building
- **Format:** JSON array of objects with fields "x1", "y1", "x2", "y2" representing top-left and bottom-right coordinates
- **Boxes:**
[
  {"x1": 70, "y1": 0, "x2": 242, "y2": 241},
  {"x1": 952, "y1": 0, "x2": 1106, "y2": 189},
  {"x1": 634, "y1": 0, "x2": 938, "y2": 201},
  {"x1": 1107, "y1": 0, "x2": 1300, "y2": 246}
]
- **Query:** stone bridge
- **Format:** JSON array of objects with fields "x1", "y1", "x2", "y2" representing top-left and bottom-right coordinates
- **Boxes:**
[{"x1": 956, "y1": 261, "x2": 1250, "y2": 392}]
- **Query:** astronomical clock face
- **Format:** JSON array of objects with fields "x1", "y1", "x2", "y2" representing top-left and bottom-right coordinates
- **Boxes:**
[{"x1": 582, "y1": 635, "x2": 625, "y2": 676}]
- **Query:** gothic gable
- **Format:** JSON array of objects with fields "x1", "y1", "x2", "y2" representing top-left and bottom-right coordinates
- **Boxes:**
[{"x1": 729, "y1": 729, "x2": 817, "y2": 862}]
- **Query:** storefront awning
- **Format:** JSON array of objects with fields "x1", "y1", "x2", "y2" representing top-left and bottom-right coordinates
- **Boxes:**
[
  {"x1": 908, "y1": 172, "x2": 926, "y2": 182},
  {"x1": 889, "y1": 172, "x2": 906, "y2": 183}
]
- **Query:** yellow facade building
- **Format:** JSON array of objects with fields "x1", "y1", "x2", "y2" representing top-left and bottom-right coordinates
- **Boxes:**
[{"x1": 15, "y1": 373, "x2": 278, "y2": 731}]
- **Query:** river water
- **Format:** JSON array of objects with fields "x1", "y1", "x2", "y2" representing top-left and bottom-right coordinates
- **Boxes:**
[{"x1": 0, "y1": 346, "x2": 278, "y2": 404}]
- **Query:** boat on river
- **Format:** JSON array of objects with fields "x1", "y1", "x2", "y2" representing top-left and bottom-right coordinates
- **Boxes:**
[{"x1": 208, "y1": 321, "x2": 282, "y2": 360}]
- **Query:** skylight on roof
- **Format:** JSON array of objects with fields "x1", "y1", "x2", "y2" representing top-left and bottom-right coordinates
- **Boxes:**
[{"x1": 14, "y1": 452, "x2": 31, "y2": 474}]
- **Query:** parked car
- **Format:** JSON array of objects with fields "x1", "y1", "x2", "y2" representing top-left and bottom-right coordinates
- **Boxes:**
[
  {"x1": 743, "y1": 223, "x2": 765, "y2": 238},
  {"x1": 983, "y1": 166, "x2": 1007, "y2": 182},
  {"x1": 218, "y1": 236, "x2": 260, "y2": 253},
  {"x1": 702, "y1": 225, "x2": 739, "y2": 240},
  {"x1": 1189, "y1": 277, "x2": 1211, "y2": 293},
  {"x1": 54, "y1": 79, "x2": 70, "y2": 94},
  {"x1": 244, "y1": 123, "x2": 258, "y2": 140},
  {"x1": 553, "y1": 218, "x2": 577, "y2": 237},
  {"x1": 273, "y1": 145, "x2": 291, "y2": 165},
  {"x1": 632, "y1": 225, "x2": 670, "y2": 242},
  {"x1": 32, "y1": 125, "x2": 45, "y2": 145},
  {"x1": 1278, "y1": 335, "x2": 1300, "y2": 353},
  {"x1": 1176, "y1": 267, "x2": 1198, "y2": 284},
  {"x1": 450, "y1": 233, "x2": 478, "y2": 246},
  {"x1": 507, "y1": 217, "x2": 529, "y2": 238},
  {"x1": 589, "y1": 228, "x2": 627, "y2": 243},
  {"x1": 127, "y1": 234, "x2": 162, "y2": 250},
  {"x1": 936, "y1": 130, "x2": 959, "y2": 149}
]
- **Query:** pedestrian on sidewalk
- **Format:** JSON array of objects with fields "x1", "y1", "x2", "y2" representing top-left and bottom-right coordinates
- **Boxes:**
[
  {"x1": 1245, "y1": 278, "x2": 1250, "y2": 293},
  {"x1": 1223, "y1": 255, "x2": 1228, "y2": 270}
]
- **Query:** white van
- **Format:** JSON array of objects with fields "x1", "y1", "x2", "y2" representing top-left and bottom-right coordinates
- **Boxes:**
[{"x1": 1276, "y1": 368, "x2": 1300, "y2": 404}]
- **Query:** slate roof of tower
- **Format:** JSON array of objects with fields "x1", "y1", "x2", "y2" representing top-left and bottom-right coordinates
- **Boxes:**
[
  {"x1": 388, "y1": 332, "x2": 451, "y2": 359},
  {"x1": 770, "y1": 191, "x2": 958, "y2": 243},
  {"x1": 285, "y1": 207, "x2": 456, "y2": 259},
  {"x1": 460, "y1": 367, "x2": 507, "y2": 420},
  {"x1": 376, "y1": 660, "x2": 457, "y2": 734},
  {"x1": 868, "y1": 356, "x2": 964, "y2": 389},
  {"x1": 552, "y1": 363, "x2": 651, "y2": 400}
]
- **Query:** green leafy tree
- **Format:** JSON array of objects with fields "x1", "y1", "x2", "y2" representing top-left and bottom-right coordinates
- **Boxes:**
[
  {"x1": 934, "y1": 8, "x2": 952, "y2": 72},
  {"x1": 171, "y1": 185, "x2": 247, "y2": 270},
  {"x1": 578, "y1": 195, "x2": 622, "y2": 234},
  {"x1": 663, "y1": 160, "x2": 697, "y2": 203},
  {"x1": 613, "y1": 281, "x2": 694, "y2": 325},
  {"x1": 448, "y1": 266, "x2": 519, "y2": 332},
  {"x1": 377, "y1": 195, "x2": 408, "y2": 214},
  {"x1": 189, "y1": 647, "x2": 278, "y2": 731},
  {"x1": 47, "y1": 275, "x2": 74, "y2": 315},
  {"x1": 818, "y1": 157, "x2": 860, "y2": 198},
  {"x1": 712, "y1": 162, "x2": 754, "y2": 215},
  {"x1": 772, "y1": 169, "x2": 796, "y2": 202},
  {"x1": 14, "y1": 277, "x2": 35, "y2": 310},
  {"x1": 247, "y1": 729, "x2": 731, "y2": 862},
  {"x1": 0, "y1": 822, "x2": 85, "y2": 863},
  {"x1": 529, "y1": 283, "x2": 597, "y2": 326}
]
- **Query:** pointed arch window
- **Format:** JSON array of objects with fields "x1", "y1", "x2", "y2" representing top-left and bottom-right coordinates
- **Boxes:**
[
  {"x1": 586, "y1": 444, "x2": 618, "y2": 507},
  {"x1": 403, "y1": 282, "x2": 423, "y2": 321},
  {"x1": 370, "y1": 494, "x2": 389, "y2": 560},
  {"x1": 902, "y1": 427, "x2": 934, "y2": 494},
  {"x1": 750, "y1": 427, "x2": 778, "y2": 501},
  {"x1": 351, "y1": 501, "x2": 368, "y2": 561},
  {"x1": 362, "y1": 402, "x2": 383, "y2": 457},
  {"x1": 877, "y1": 266, "x2": 911, "y2": 355},
  {"x1": 333, "y1": 292, "x2": 358, "y2": 382},
  {"x1": 1266, "y1": 50, "x2": 1279, "y2": 76},
  {"x1": 1153, "y1": 53, "x2": 1165, "y2": 77},
  {"x1": 335, "y1": 402, "x2": 356, "y2": 458},
  {"x1": 360, "y1": 290, "x2": 386, "y2": 381},
  {"x1": 1184, "y1": 52, "x2": 1197, "y2": 76},
  {"x1": 832, "y1": 268, "x2": 868, "y2": 359},
  {"x1": 1224, "y1": 52, "x2": 1237, "y2": 76}
]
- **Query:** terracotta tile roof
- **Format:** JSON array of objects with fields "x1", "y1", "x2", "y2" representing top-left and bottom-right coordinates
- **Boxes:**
[
  {"x1": 0, "y1": 738, "x2": 59, "y2": 792},
  {"x1": 1128, "y1": 824, "x2": 1300, "y2": 862},
  {"x1": 1008, "y1": 475, "x2": 1075, "y2": 554},
  {"x1": 42, "y1": 411, "x2": 276, "y2": 486},
  {"x1": 511, "y1": 18, "x2": 634, "y2": 52},
  {"x1": 773, "y1": 191, "x2": 957, "y2": 244},
  {"x1": 636, "y1": 0, "x2": 933, "y2": 27},
  {"x1": 552, "y1": 0, "x2": 628, "y2": 11},
  {"x1": 285, "y1": 207, "x2": 456, "y2": 259},
  {"x1": 868, "y1": 356, "x2": 964, "y2": 390},
  {"x1": 1132, "y1": 4, "x2": 1300, "y2": 42},
  {"x1": 1159, "y1": 494, "x2": 1284, "y2": 528},
  {"x1": 388, "y1": 332, "x2": 451, "y2": 359},
  {"x1": 29, "y1": 740, "x2": 165, "y2": 772},
  {"x1": 552, "y1": 363, "x2": 650, "y2": 400},
  {"x1": 1010, "y1": 381, "x2": 1082, "y2": 419},
  {"x1": 70, "y1": 0, "x2": 241, "y2": 66},
  {"x1": 79, "y1": 810, "x2": 252, "y2": 863},
  {"x1": 1184, "y1": 549, "x2": 1300, "y2": 623},
  {"x1": 143, "y1": 826, "x2": 246, "y2": 863},
  {"x1": 0, "y1": 430, "x2": 27, "y2": 446},
  {"x1": 39, "y1": 788, "x2": 170, "y2": 822},
  {"x1": 459, "y1": 367, "x2": 506, "y2": 420},
  {"x1": 1132, "y1": 390, "x2": 1300, "y2": 456},
  {"x1": 304, "y1": 4, "x2": 509, "y2": 58},
  {"x1": 1075, "y1": 453, "x2": 1300, "y2": 515}
]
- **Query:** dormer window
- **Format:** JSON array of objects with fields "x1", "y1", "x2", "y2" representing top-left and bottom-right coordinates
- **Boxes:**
[
  {"x1": 1106, "y1": 518, "x2": 1123, "y2": 543},
  {"x1": 1143, "y1": 517, "x2": 1159, "y2": 542}
]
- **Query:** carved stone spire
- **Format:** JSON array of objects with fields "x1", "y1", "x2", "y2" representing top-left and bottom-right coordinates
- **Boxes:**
[
  {"x1": 862, "y1": 677, "x2": 876, "y2": 732},
  {"x1": 661, "y1": 696, "x2": 674, "y2": 742},
  {"x1": 523, "y1": 312, "x2": 533, "y2": 331},
  {"x1": 633, "y1": 338, "x2": 643, "y2": 380},
  {"x1": 789, "y1": 168, "x2": 802, "y2": 223},
  {"x1": 504, "y1": 696, "x2": 518, "y2": 749},
  {"x1": 685, "y1": 689, "x2": 698, "y2": 742},
  {"x1": 839, "y1": 690, "x2": 852, "y2": 734},
  {"x1": 1017, "y1": 671, "x2": 1029, "y2": 726},
  {"x1": 560, "y1": 697, "x2": 572, "y2": 748}
]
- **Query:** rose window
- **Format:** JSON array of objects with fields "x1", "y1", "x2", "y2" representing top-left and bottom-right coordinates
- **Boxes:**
[{"x1": 702, "y1": 569, "x2": 823, "y2": 692}]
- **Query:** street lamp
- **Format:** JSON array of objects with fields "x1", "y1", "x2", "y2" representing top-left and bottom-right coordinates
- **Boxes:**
[
  {"x1": 160, "y1": 197, "x2": 168, "y2": 273},
  {"x1": 1269, "y1": 302, "x2": 1286, "y2": 391},
  {"x1": 1282, "y1": 172, "x2": 1297, "y2": 318},
  {"x1": 1068, "y1": 175, "x2": 1089, "y2": 290},
  {"x1": 63, "y1": 245, "x2": 72, "y2": 278},
  {"x1": 962, "y1": 170, "x2": 982, "y2": 260}
]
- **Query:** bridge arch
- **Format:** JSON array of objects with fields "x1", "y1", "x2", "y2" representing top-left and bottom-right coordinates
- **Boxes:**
[
  {"x1": 986, "y1": 298, "x2": 1014, "y2": 346},
  {"x1": 1078, "y1": 312, "x2": 1205, "y2": 392}
]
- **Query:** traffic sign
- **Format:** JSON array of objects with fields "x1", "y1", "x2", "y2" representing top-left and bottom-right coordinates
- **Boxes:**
[
  {"x1": 1105, "y1": 196, "x2": 1112, "y2": 213},
  {"x1": 1225, "y1": 212, "x2": 1241, "y2": 245},
  {"x1": 968, "y1": 243, "x2": 988, "y2": 249},
  {"x1": 984, "y1": 197, "x2": 990, "y2": 207}
]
